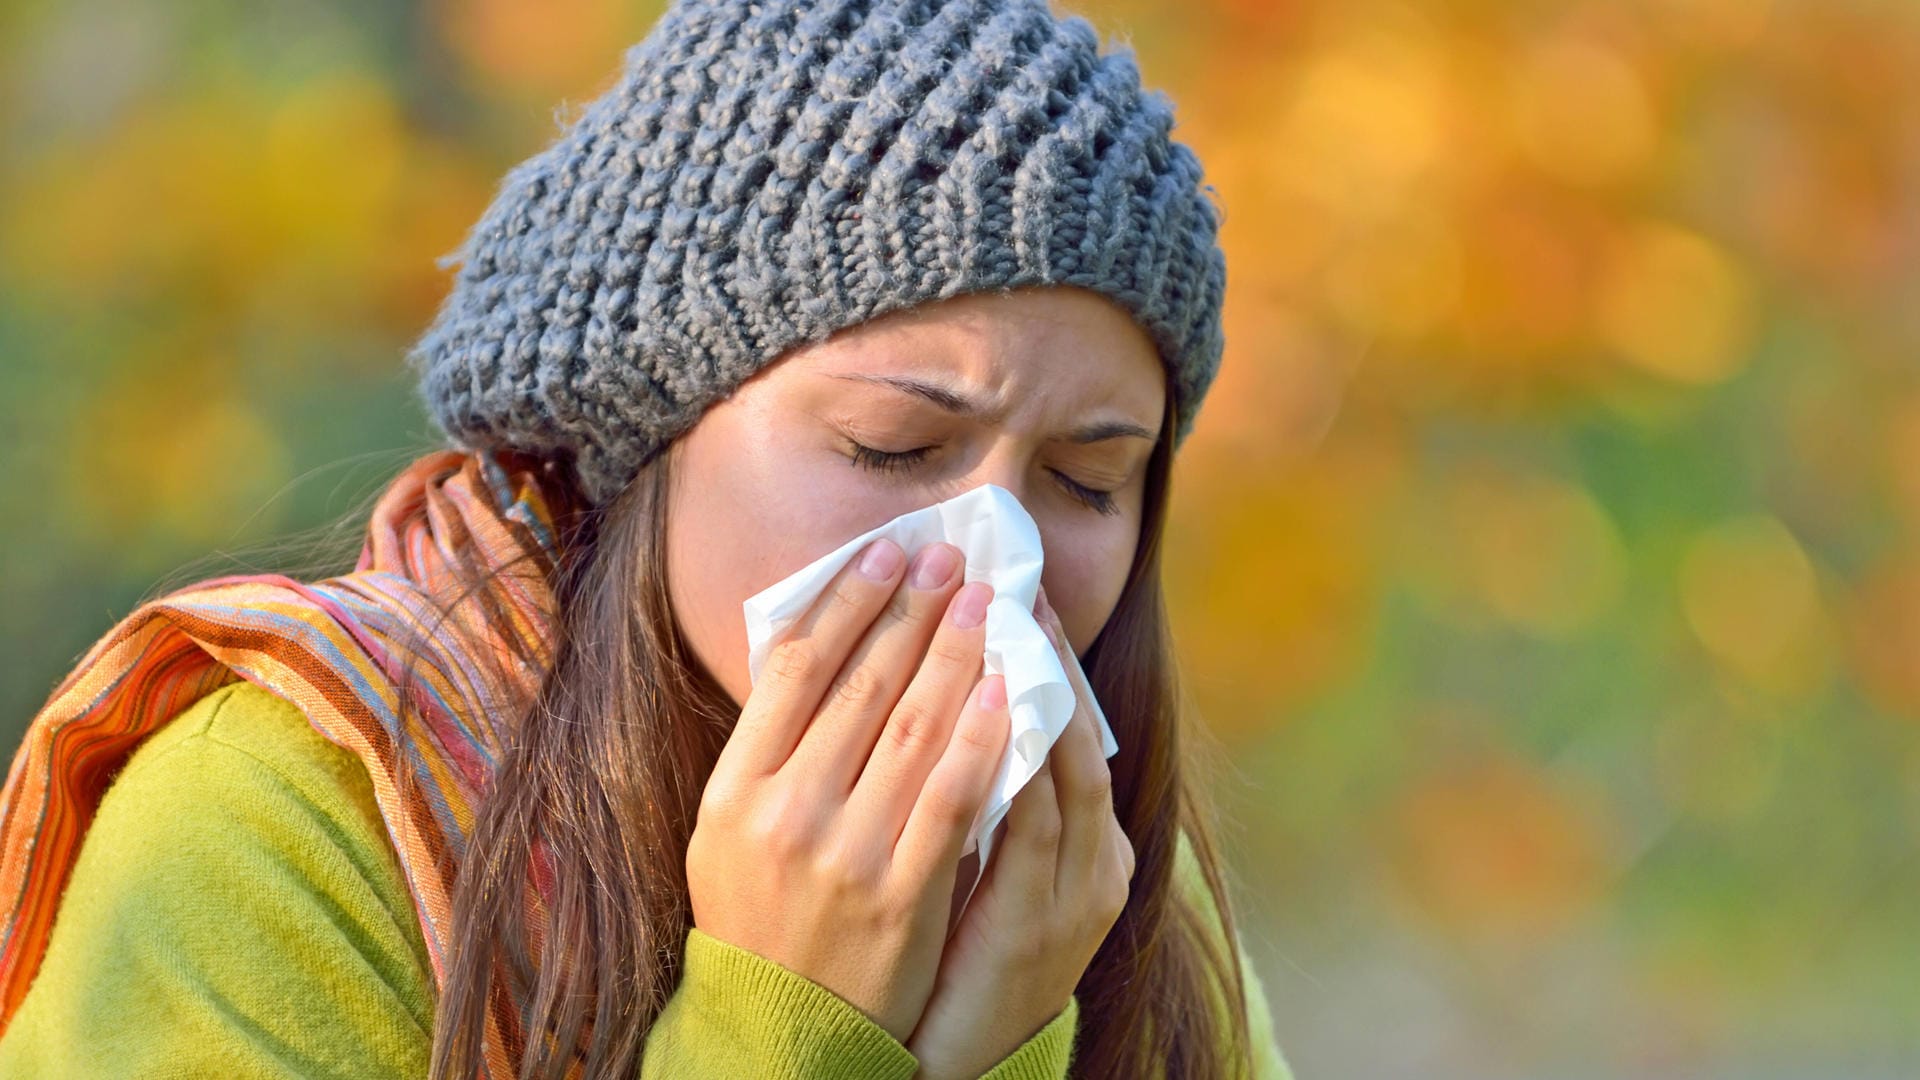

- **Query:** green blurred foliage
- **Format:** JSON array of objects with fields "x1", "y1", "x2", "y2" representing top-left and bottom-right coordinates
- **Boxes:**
[{"x1": 2, "y1": 0, "x2": 1916, "y2": 1075}]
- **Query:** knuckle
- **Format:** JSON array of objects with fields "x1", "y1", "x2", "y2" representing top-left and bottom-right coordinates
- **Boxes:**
[
  {"x1": 697, "y1": 773, "x2": 744, "y2": 819},
  {"x1": 881, "y1": 585, "x2": 916, "y2": 625},
  {"x1": 830, "y1": 574, "x2": 874, "y2": 612},
  {"x1": 1080, "y1": 767, "x2": 1114, "y2": 810},
  {"x1": 767, "y1": 639, "x2": 823, "y2": 685},
  {"x1": 828, "y1": 662, "x2": 889, "y2": 715},
  {"x1": 921, "y1": 777, "x2": 974, "y2": 828},
  {"x1": 951, "y1": 710, "x2": 1001, "y2": 755},
  {"x1": 1028, "y1": 807, "x2": 1063, "y2": 850},
  {"x1": 926, "y1": 633, "x2": 980, "y2": 671},
  {"x1": 748, "y1": 792, "x2": 814, "y2": 858},
  {"x1": 883, "y1": 700, "x2": 942, "y2": 754},
  {"x1": 811, "y1": 834, "x2": 880, "y2": 886}
]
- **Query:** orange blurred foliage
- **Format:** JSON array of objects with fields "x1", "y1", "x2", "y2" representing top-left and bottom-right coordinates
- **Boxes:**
[{"x1": 1385, "y1": 748, "x2": 1615, "y2": 938}]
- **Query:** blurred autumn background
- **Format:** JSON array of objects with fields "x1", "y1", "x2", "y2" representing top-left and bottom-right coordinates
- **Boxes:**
[{"x1": 2, "y1": 0, "x2": 1915, "y2": 1075}]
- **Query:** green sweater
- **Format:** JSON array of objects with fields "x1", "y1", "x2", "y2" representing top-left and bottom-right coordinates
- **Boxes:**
[{"x1": 0, "y1": 680, "x2": 1290, "y2": 1078}]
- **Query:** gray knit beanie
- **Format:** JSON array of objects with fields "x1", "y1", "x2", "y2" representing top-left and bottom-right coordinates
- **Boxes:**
[{"x1": 406, "y1": 0, "x2": 1228, "y2": 508}]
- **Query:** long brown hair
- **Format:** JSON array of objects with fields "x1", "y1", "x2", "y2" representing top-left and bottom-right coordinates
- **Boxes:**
[{"x1": 403, "y1": 398, "x2": 1255, "y2": 1078}]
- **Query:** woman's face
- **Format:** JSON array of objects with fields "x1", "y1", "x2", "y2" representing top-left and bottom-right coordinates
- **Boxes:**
[{"x1": 664, "y1": 285, "x2": 1167, "y2": 707}]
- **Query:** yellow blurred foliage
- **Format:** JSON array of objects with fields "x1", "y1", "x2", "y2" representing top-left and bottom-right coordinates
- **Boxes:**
[
  {"x1": 1652, "y1": 0, "x2": 1775, "y2": 51},
  {"x1": 1168, "y1": 433, "x2": 1403, "y2": 730},
  {"x1": 1202, "y1": 302, "x2": 1351, "y2": 463},
  {"x1": 3, "y1": 93, "x2": 258, "y2": 301},
  {"x1": 436, "y1": 0, "x2": 660, "y2": 103},
  {"x1": 1406, "y1": 464, "x2": 1626, "y2": 638},
  {"x1": 1679, "y1": 515, "x2": 1832, "y2": 698},
  {"x1": 1, "y1": 73, "x2": 491, "y2": 352},
  {"x1": 1509, "y1": 35, "x2": 1658, "y2": 188},
  {"x1": 1323, "y1": 208, "x2": 1464, "y2": 344},
  {"x1": 262, "y1": 74, "x2": 406, "y2": 279},
  {"x1": 1452, "y1": 193, "x2": 1603, "y2": 367},
  {"x1": 60, "y1": 361, "x2": 291, "y2": 555},
  {"x1": 1597, "y1": 223, "x2": 1754, "y2": 385},
  {"x1": 1283, "y1": 22, "x2": 1447, "y2": 212}
]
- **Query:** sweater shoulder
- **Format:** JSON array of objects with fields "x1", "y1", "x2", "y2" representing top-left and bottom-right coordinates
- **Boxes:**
[
  {"x1": 76, "y1": 676, "x2": 431, "y2": 987},
  {"x1": 0, "y1": 678, "x2": 435, "y2": 1075},
  {"x1": 102, "y1": 677, "x2": 425, "y2": 983},
  {"x1": 121, "y1": 678, "x2": 373, "y2": 818}
]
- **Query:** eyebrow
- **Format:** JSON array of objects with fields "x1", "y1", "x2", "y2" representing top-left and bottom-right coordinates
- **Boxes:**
[{"x1": 828, "y1": 372, "x2": 1156, "y2": 444}]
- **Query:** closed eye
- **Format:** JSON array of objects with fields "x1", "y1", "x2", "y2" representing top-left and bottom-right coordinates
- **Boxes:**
[
  {"x1": 844, "y1": 440, "x2": 1119, "y2": 516},
  {"x1": 847, "y1": 442, "x2": 933, "y2": 473},
  {"x1": 1050, "y1": 470, "x2": 1118, "y2": 516}
]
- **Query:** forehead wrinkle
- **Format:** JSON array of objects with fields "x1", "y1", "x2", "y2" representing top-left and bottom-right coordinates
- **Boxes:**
[
  {"x1": 824, "y1": 371, "x2": 1008, "y2": 424},
  {"x1": 825, "y1": 370, "x2": 1158, "y2": 452}
]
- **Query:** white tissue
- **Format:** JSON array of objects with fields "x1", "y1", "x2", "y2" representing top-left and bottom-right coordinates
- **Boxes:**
[{"x1": 742, "y1": 483, "x2": 1118, "y2": 904}]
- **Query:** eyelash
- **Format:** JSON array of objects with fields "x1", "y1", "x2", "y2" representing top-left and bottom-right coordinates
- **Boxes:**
[{"x1": 847, "y1": 442, "x2": 1120, "y2": 516}]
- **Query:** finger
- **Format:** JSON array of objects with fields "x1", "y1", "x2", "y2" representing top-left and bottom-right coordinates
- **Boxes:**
[
  {"x1": 1036, "y1": 585, "x2": 1106, "y2": 768},
  {"x1": 1047, "y1": 686, "x2": 1110, "y2": 898},
  {"x1": 716, "y1": 538, "x2": 905, "y2": 780},
  {"x1": 997, "y1": 756, "x2": 1063, "y2": 907},
  {"x1": 848, "y1": 580, "x2": 993, "y2": 837},
  {"x1": 785, "y1": 543, "x2": 967, "y2": 793},
  {"x1": 1034, "y1": 585, "x2": 1095, "y2": 714},
  {"x1": 894, "y1": 674, "x2": 1008, "y2": 883},
  {"x1": 1033, "y1": 584, "x2": 1111, "y2": 895}
]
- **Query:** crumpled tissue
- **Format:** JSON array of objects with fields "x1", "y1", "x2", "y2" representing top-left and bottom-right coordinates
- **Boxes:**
[{"x1": 742, "y1": 483, "x2": 1117, "y2": 910}]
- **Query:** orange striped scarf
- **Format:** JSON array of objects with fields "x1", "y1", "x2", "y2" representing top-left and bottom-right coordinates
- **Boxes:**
[{"x1": 0, "y1": 448, "x2": 574, "y2": 1077}]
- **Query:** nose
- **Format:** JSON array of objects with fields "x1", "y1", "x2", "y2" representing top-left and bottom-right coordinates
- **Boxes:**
[
  {"x1": 960, "y1": 449, "x2": 1033, "y2": 511},
  {"x1": 957, "y1": 453, "x2": 1062, "y2": 577}
]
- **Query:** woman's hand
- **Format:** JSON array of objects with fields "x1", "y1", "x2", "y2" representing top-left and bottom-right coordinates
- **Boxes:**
[
  {"x1": 905, "y1": 584, "x2": 1136, "y2": 1080},
  {"x1": 687, "y1": 538, "x2": 1012, "y2": 1042}
]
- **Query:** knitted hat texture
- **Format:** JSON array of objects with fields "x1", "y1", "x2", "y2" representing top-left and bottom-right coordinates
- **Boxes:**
[{"x1": 407, "y1": 0, "x2": 1228, "y2": 507}]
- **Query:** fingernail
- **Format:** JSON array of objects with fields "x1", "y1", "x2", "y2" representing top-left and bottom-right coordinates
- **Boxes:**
[
  {"x1": 980, "y1": 675, "x2": 1006, "y2": 711},
  {"x1": 857, "y1": 539, "x2": 903, "y2": 580},
  {"x1": 952, "y1": 581, "x2": 991, "y2": 628},
  {"x1": 910, "y1": 543, "x2": 962, "y2": 589}
]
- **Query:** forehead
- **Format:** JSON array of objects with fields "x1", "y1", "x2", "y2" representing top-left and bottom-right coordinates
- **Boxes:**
[{"x1": 785, "y1": 286, "x2": 1168, "y2": 417}]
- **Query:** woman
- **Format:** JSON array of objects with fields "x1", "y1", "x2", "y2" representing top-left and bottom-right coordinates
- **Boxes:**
[{"x1": 0, "y1": 0, "x2": 1289, "y2": 1077}]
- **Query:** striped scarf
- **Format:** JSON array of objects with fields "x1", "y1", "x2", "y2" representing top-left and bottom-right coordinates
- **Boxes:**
[{"x1": 0, "y1": 448, "x2": 575, "y2": 1077}]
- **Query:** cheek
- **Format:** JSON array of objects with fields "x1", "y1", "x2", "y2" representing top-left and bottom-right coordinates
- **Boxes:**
[
  {"x1": 664, "y1": 405, "x2": 814, "y2": 705},
  {"x1": 664, "y1": 408, "x2": 935, "y2": 704},
  {"x1": 1036, "y1": 517, "x2": 1138, "y2": 655},
  {"x1": 663, "y1": 451, "x2": 756, "y2": 706}
]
